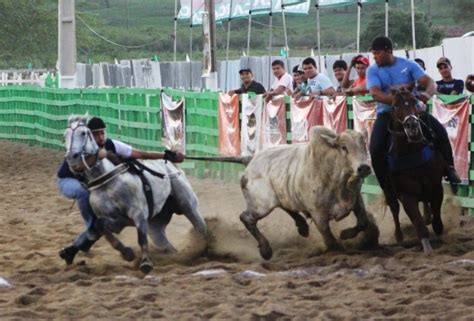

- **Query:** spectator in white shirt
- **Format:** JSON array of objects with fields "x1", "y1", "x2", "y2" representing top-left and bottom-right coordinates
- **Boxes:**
[
  {"x1": 294, "y1": 57, "x2": 336, "y2": 99},
  {"x1": 263, "y1": 60, "x2": 293, "y2": 102}
]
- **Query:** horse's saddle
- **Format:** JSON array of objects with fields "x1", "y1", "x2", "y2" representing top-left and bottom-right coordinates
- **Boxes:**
[{"x1": 388, "y1": 146, "x2": 434, "y2": 172}]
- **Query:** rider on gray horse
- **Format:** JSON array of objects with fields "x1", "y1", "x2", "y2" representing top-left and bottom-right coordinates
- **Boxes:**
[{"x1": 57, "y1": 117, "x2": 184, "y2": 264}]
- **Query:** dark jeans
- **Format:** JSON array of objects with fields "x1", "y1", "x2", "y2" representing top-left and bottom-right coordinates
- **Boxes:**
[{"x1": 369, "y1": 111, "x2": 454, "y2": 200}]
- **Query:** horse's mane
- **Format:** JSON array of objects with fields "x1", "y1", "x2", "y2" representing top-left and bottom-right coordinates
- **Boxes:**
[{"x1": 67, "y1": 114, "x2": 89, "y2": 128}]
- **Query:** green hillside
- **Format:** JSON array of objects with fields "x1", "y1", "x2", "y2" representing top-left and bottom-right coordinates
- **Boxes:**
[{"x1": 3, "y1": 0, "x2": 473, "y2": 68}]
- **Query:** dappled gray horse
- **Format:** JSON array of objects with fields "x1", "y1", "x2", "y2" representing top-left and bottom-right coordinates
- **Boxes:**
[{"x1": 64, "y1": 115, "x2": 207, "y2": 274}]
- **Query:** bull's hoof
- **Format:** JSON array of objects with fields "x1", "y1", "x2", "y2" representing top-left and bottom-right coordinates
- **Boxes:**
[
  {"x1": 259, "y1": 243, "x2": 273, "y2": 260},
  {"x1": 59, "y1": 246, "x2": 79, "y2": 265},
  {"x1": 297, "y1": 222, "x2": 309, "y2": 238},
  {"x1": 340, "y1": 227, "x2": 362, "y2": 240},
  {"x1": 121, "y1": 247, "x2": 136, "y2": 262},
  {"x1": 139, "y1": 260, "x2": 154, "y2": 275},
  {"x1": 432, "y1": 217, "x2": 444, "y2": 236}
]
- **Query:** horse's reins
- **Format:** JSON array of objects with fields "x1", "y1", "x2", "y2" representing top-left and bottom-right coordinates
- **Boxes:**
[{"x1": 88, "y1": 163, "x2": 130, "y2": 191}]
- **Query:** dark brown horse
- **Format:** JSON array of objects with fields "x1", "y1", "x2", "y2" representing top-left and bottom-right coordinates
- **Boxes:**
[{"x1": 387, "y1": 89, "x2": 446, "y2": 254}]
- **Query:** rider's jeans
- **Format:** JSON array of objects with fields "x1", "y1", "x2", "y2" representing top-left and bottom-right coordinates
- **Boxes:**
[{"x1": 57, "y1": 178, "x2": 98, "y2": 249}]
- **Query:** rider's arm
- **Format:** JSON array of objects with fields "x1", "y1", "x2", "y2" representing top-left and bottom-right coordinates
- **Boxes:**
[
  {"x1": 417, "y1": 75, "x2": 437, "y2": 103},
  {"x1": 130, "y1": 150, "x2": 165, "y2": 160},
  {"x1": 369, "y1": 86, "x2": 394, "y2": 105}
]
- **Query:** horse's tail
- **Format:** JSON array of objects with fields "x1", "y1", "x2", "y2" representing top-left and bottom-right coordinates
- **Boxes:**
[{"x1": 184, "y1": 155, "x2": 252, "y2": 166}]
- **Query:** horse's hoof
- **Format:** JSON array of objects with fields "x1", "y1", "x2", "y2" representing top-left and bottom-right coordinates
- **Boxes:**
[
  {"x1": 421, "y1": 238, "x2": 433, "y2": 255},
  {"x1": 326, "y1": 243, "x2": 344, "y2": 252},
  {"x1": 121, "y1": 247, "x2": 136, "y2": 262},
  {"x1": 259, "y1": 243, "x2": 273, "y2": 260},
  {"x1": 139, "y1": 260, "x2": 154, "y2": 274},
  {"x1": 340, "y1": 227, "x2": 361, "y2": 240},
  {"x1": 297, "y1": 223, "x2": 309, "y2": 238},
  {"x1": 59, "y1": 246, "x2": 79, "y2": 265},
  {"x1": 395, "y1": 231, "x2": 404, "y2": 245},
  {"x1": 432, "y1": 218, "x2": 444, "y2": 236}
]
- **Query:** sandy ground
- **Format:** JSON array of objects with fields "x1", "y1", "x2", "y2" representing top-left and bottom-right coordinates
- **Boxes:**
[{"x1": 0, "y1": 140, "x2": 474, "y2": 320}]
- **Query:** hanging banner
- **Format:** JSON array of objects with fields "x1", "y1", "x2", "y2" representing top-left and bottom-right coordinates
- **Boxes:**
[
  {"x1": 290, "y1": 97, "x2": 323, "y2": 143},
  {"x1": 218, "y1": 93, "x2": 241, "y2": 156},
  {"x1": 261, "y1": 95, "x2": 287, "y2": 149},
  {"x1": 322, "y1": 96, "x2": 347, "y2": 134},
  {"x1": 241, "y1": 94, "x2": 263, "y2": 156},
  {"x1": 178, "y1": 0, "x2": 310, "y2": 25},
  {"x1": 432, "y1": 96, "x2": 470, "y2": 182},
  {"x1": 352, "y1": 98, "x2": 377, "y2": 148},
  {"x1": 160, "y1": 92, "x2": 186, "y2": 152}
]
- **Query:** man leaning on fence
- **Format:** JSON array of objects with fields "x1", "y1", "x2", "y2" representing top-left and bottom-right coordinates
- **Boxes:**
[
  {"x1": 228, "y1": 68, "x2": 266, "y2": 96},
  {"x1": 263, "y1": 60, "x2": 293, "y2": 102},
  {"x1": 366, "y1": 36, "x2": 461, "y2": 214},
  {"x1": 57, "y1": 117, "x2": 184, "y2": 265}
]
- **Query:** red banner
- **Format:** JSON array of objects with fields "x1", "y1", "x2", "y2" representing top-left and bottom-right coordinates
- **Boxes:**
[
  {"x1": 290, "y1": 97, "x2": 323, "y2": 143},
  {"x1": 261, "y1": 96, "x2": 287, "y2": 148},
  {"x1": 322, "y1": 96, "x2": 347, "y2": 134},
  {"x1": 218, "y1": 93, "x2": 241, "y2": 156},
  {"x1": 432, "y1": 96, "x2": 470, "y2": 182}
]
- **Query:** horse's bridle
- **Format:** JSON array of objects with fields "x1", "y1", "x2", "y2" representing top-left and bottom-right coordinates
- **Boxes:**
[
  {"x1": 67, "y1": 122, "x2": 99, "y2": 172},
  {"x1": 388, "y1": 102, "x2": 431, "y2": 145}
]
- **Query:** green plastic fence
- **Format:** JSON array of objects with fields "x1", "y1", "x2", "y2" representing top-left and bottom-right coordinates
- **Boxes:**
[{"x1": 0, "y1": 86, "x2": 473, "y2": 209}]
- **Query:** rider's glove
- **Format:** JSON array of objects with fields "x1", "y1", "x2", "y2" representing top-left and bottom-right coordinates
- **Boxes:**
[{"x1": 163, "y1": 149, "x2": 184, "y2": 163}]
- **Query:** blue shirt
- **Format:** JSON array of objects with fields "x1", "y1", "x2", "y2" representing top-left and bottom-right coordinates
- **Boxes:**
[
  {"x1": 367, "y1": 57, "x2": 426, "y2": 114},
  {"x1": 436, "y1": 79, "x2": 464, "y2": 95}
]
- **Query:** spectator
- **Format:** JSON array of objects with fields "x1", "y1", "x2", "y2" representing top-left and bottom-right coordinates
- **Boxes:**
[
  {"x1": 333, "y1": 60, "x2": 352, "y2": 93},
  {"x1": 466, "y1": 74, "x2": 474, "y2": 93},
  {"x1": 414, "y1": 58, "x2": 426, "y2": 92},
  {"x1": 263, "y1": 60, "x2": 293, "y2": 102},
  {"x1": 436, "y1": 57, "x2": 464, "y2": 95},
  {"x1": 228, "y1": 68, "x2": 265, "y2": 95},
  {"x1": 342, "y1": 55, "x2": 369, "y2": 96},
  {"x1": 292, "y1": 65, "x2": 306, "y2": 91},
  {"x1": 294, "y1": 57, "x2": 335, "y2": 99}
]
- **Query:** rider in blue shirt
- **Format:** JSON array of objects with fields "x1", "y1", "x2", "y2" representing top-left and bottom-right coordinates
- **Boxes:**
[{"x1": 367, "y1": 36, "x2": 461, "y2": 214}]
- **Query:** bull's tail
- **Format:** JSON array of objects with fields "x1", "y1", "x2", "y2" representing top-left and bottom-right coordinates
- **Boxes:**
[{"x1": 184, "y1": 155, "x2": 252, "y2": 166}]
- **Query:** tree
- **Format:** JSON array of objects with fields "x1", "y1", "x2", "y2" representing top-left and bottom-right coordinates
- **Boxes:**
[
  {"x1": 452, "y1": 0, "x2": 474, "y2": 25},
  {"x1": 360, "y1": 9, "x2": 443, "y2": 51}
]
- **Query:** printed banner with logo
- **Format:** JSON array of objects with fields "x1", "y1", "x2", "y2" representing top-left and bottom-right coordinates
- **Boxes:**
[
  {"x1": 262, "y1": 96, "x2": 287, "y2": 149},
  {"x1": 160, "y1": 92, "x2": 186, "y2": 152},
  {"x1": 352, "y1": 98, "x2": 377, "y2": 148},
  {"x1": 241, "y1": 94, "x2": 263, "y2": 156},
  {"x1": 322, "y1": 96, "x2": 347, "y2": 134},
  {"x1": 290, "y1": 97, "x2": 323, "y2": 143},
  {"x1": 432, "y1": 96, "x2": 470, "y2": 182},
  {"x1": 218, "y1": 93, "x2": 240, "y2": 156},
  {"x1": 178, "y1": 0, "x2": 310, "y2": 25}
]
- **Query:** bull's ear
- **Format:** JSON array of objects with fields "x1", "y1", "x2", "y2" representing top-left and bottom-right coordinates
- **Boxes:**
[{"x1": 319, "y1": 133, "x2": 339, "y2": 148}]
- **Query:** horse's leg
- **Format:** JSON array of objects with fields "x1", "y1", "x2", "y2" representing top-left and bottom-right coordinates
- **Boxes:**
[
  {"x1": 103, "y1": 232, "x2": 135, "y2": 262},
  {"x1": 430, "y1": 185, "x2": 444, "y2": 236},
  {"x1": 93, "y1": 217, "x2": 135, "y2": 262},
  {"x1": 240, "y1": 209, "x2": 274, "y2": 260},
  {"x1": 148, "y1": 210, "x2": 177, "y2": 254},
  {"x1": 389, "y1": 198, "x2": 403, "y2": 244},
  {"x1": 399, "y1": 194, "x2": 432, "y2": 254},
  {"x1": 283, "y1": 209, "x2": 309, "y2": 237},
  {"x1": 422, "y1": 202, "x2": 432, "y2": 226},
  {"x1": 132, "y1": 214, "x2": 153, "y2": 274}
]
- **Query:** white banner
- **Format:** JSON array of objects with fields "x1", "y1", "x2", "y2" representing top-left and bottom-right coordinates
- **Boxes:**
[
  {"x1": 160, "y1": 92, "x2": 186, "y2": 152},
  {"x1": 241, "y1": 94, "x2": 263, "y2": 156}
]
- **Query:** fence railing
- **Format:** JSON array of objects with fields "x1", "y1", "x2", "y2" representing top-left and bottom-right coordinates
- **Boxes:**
[{"x1": 0, "y1": 86, "x2": 473, "y2": 210}]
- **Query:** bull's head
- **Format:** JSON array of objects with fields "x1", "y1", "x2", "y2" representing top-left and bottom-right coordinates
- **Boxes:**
[{"x1": 313, "y1": 127, "x2": 371, "y2": 179}]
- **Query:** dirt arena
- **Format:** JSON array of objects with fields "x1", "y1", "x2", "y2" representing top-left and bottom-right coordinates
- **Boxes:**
[{"x1": 0, "y1": 140, "x2": 474, "y2": 320}]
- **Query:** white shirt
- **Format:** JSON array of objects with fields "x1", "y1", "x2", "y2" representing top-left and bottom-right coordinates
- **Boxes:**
[
  {"x1": 271, "y1": 72, "x2": 293, "y2": 94},
  {"x1": 111, "y1": 139, "x2": 133, "y2": 158},
  {"x1": 307, "y1": 73, "x2": 334, "y2": 93}
]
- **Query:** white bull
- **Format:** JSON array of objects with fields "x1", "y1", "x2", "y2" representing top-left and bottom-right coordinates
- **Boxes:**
[{"x1": 239, "y1": 126, "x2": 379, "y2": 259}]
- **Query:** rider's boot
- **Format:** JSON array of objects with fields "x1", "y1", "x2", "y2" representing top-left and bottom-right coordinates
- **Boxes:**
[{"x1": 59, "y1": 245, "x2": 79, "y2": 265}]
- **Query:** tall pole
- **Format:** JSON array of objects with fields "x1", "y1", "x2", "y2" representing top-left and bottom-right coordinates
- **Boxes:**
[
  {"x1": 385, "y1": 0, "x2": 389, "y2": 37},
  {"x1": 189, "y1": 0, "x2": 194, "y2": 90},
  {"x1": 316, "y1": 1, "x2": 321, "y2": 69},
  {"x1": 225, "y1": 0, "x2": 234, "y2": 92},
  {"x1": 58, "y1": 0, "x2": 76, "y2": 88},
  {"x1": 281, "y1": 2, "x2": 289, "y2": 58},
  {"x1": 268, "y1": 0, "x2": 273, "y2": 89},
  {"x1": 204, "y1": 0, "x2": 217, "y2": 90},
  {"x1": 411, "y1": 0, "x2": 416, "y2": 57},
  {"x1": 356, "y1": 1, "x2": 361, "y2": 53},
  {"x1": 126, "y1": 0, "x2": 129, "y2": 30},
  {"x1": 246, "y1": 6, "x2": 253, "y2": 56},
  {"x1": 173, "y1": 0, "x2": 178, "y2": 88}
]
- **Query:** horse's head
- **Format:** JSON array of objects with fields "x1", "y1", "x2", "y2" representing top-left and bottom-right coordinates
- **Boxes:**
[
  {"x1": 64, "y1": 114, "x2": 100, "y2": 172},
  {"x1": 390, "y1": 88, "x2": 423, "y2": 143}
]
